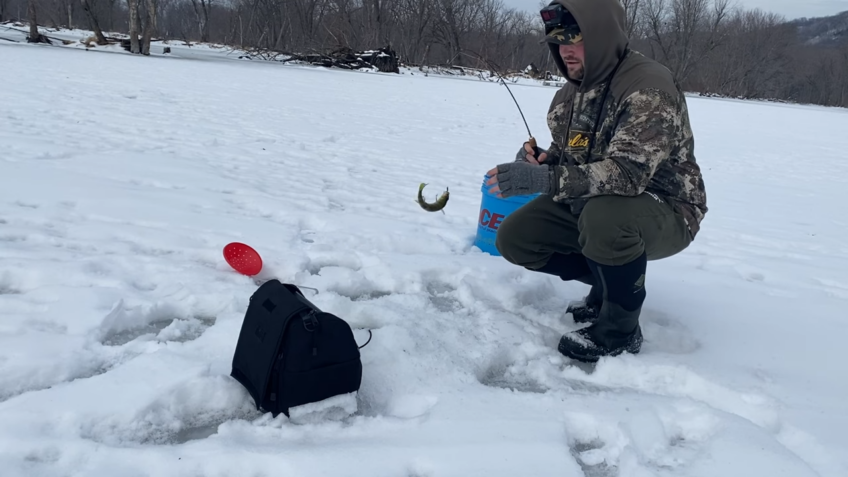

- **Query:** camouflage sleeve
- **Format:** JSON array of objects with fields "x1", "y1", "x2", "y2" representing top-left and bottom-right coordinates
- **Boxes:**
[
  {"x1": 551, "y1": 88, "x2": 679, "y2": 199},
  {"x1": 544, "y1": 141, "x2": 563, "y2": 164}
]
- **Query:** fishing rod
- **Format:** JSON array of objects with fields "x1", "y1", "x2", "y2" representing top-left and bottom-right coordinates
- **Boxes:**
[
  {"x1": 416, "y1": 51, "x2": 541, "y2": 214},
  {"x1": 460, "y1": 50, "x2": 537, "y2": 150}
]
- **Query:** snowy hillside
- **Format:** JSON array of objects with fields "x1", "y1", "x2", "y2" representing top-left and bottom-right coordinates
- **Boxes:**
[
  {"x1": 792, "y1": 11, "x2": 848, "y2": 46},
  {"x1": 1, "y1": 38, "x2": 847, "y2": 477}
]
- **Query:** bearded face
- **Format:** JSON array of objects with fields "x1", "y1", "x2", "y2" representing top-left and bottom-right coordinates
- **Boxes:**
[{"x1": 559, "y1": 43, "x2": 585, "y2": 80}]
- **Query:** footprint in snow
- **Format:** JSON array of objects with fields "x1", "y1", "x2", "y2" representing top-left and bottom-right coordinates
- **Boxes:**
[
  {"x1": 639, "y1": 310, "x2": 701, "y2": 355},
  {"x1": 563, "y1": 413, "x2": 624, "y2": 477},
  {"x1": 424, "y1": 279, "x2": 462, "y2": 313},
  {"x1": 0, "y1": 232, "x2": 28, "y2": 243},
  {"x1": 101, "y1": 315, "x2": 216, "y2": 346},
  {"x1": 0, "y1": 283, "x2": 20, "y2": 295},
  {"x1": 0, "y1": 351, "x2": 114, "y2": 404},
  {"x1": 86, "y1": 376, "x2": 261, "y2": 446},
  {"x1": 559, "y1": 356, "x2": 782, "y2": 434},
  {"x1": 303, "y1": 252, "x2": 399, "y2": 302},
  {"x1": 98, "y1": 300, "x2": 216, "y2": 347},
  {"x1": 563, "y1": 405, "x2": 724, "y2": 477},
  {"x1": 475, "y1": 346, "x2": 549, "y2": 394},
  {"x1": 332, "y1": 288, "x2": 393, "y2": 302},
  {"x1": 328, "y1": 199, "x2": 345, "y2": 211},
  {"x1": 814, "y1": 277, "x2": 848, "y2": 300},
  {"x1": 23, "y1": 446, "x2": 62, "y2": 465},
  {"x1": 307, "y1": 267, "x2": 393, "y2": 302},
  {"x1": 569, "y1": 440, "x2": 618, "y2": 477}
]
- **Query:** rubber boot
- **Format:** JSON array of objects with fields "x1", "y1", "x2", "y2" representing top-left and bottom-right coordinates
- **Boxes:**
[
  {"x1": 566, "y1": 279, "x2": 602, "y2": 324},
  {"x1": 534, "y1": 254, "x2": 602, "y2": 324},
  {"x1": 558, "y1": 252, "x2": 647, "y2": 362},
  {"x1": 532, "y1": 252, "x2": 591, "y2": 282}
]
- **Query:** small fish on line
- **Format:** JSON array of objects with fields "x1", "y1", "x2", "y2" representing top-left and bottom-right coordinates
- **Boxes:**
[{"x1": 416, "y1": 183, "x2": 449, "y2": 213}]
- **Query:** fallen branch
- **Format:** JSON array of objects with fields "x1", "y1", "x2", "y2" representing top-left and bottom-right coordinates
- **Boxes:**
[{"x1": 239, "y1": 46, "x2": 400, "y2": 73}]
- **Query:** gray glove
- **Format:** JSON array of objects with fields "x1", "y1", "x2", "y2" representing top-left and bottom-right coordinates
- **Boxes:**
[
  {"x1": 514, "y1": 143, "x2": 547, "y2": 162},
  {"x1": 494, "y1": 162, "x2": 554, "y2": 197}
]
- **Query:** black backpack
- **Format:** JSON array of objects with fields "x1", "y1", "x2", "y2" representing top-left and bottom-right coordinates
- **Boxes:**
[{"x1": 230, "y1": 279, "x2": 364, "y2": 418}]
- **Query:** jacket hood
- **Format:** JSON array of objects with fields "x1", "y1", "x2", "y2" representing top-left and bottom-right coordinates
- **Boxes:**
[{"x1": 546, "y1": 0, "x2": 629, "y2": 90}]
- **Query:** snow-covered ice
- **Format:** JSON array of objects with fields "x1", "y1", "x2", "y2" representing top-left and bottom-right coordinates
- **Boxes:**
[{"x1": 1, "y1": 36, "x2": 847, "y2": 477}]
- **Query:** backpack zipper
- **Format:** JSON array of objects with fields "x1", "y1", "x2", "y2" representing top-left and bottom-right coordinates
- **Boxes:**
[{"x1": 303, "y1": 310, "x2": 319, "y2": 357}]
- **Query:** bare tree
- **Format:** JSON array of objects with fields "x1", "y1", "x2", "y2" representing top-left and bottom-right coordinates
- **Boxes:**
[
  {"x1": 80, "y1": 0, "x2": 107, "y2": 44},
  {"x1": 642, "y1": 0, "x2": 731, "y2": 84},
  {"x1": 471, "y1": 0, "x2": 508, "y2": 66},
  {"x1": 840, "y1": 45, "x2": 848, "y2": 107},
  {"x1": 189, "y1": 0, "x2": 210, "y2": 42},
  {"x1": 290, "y1": 0, "x2": 328, "y2": 50},
  {"x1": 127, "y1": 0, "x2": 140, "y2": 52},
  {"x1": 390, "y1": 0, "x2": 435, "y2": 64},
  {"x1": 364, "y1": 0, "x2": 388, "y2": 47},
  {"x1": 432, "y1": 0, "x2": 483, "y2": 65},
  {"x1": 700, "y1": 9, "x2": 791, "y2": 98},
  {"x1": 140, "y1": 0, "x2": 157, "y2": 54},
  {"x1": 620, "y1": 0, "x2": 642, "y2": 37},
  {"x1": 27, "y1": 0, "x2": 52, "y2": 42}
]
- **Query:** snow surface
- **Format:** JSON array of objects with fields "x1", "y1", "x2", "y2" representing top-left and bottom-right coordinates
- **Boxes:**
[{"x1": 2, "y1": 36, "x2": 848, "y2": 477}]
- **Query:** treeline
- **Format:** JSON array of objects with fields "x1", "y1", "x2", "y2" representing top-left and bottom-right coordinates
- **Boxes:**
[
  {"x1": 623, "y1": 0, "x2": 848, "y2": 108},
  {"x1": 3, "y1": 0, "x2": 847, "y2": 108}
]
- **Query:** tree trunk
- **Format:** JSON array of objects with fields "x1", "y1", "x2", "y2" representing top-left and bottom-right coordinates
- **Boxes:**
[
  {"x1": 127, "y1": 0, "x2": 140, "y2": 53},
  {"x1": 141, "y1": 0, "x2": 157, "y2": 54},
  {"x1": 420, "y1": 42, "x2": 430, "y2": 67},
  {"x1": 190, "y1": 0, "x2": 210, "y2": 43},
  {"x1": 27, "y1": 0, "x2": 51, "y2": 43},
  {"x1": 80, "y1": 0, "x2": 107, "y2": 44},
  {"x1": 28, "y1": 0, "x2": 39, "y2": 38},
  {"x1": 841, "y1": 48, "x2": 848, "y2": 107},
  {"x1": 108, "y1": 0, "x2": 116, "y2": 31},
  {"x1": 141, "y1": 22, "x2": 151, "y2": 55},
  {"x1": 201, "y1": 0, "x2": 209, "y2": 42}
]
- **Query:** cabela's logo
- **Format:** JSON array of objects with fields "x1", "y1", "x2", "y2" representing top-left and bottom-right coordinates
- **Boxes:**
[{"x1": 568, "y1": 131, "x2": 591, "y2": 148}]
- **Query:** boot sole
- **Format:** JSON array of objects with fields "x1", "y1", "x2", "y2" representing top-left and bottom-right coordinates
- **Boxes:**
[{"x1": 557, "y1": 338, "x2": 641, "y2": 363}]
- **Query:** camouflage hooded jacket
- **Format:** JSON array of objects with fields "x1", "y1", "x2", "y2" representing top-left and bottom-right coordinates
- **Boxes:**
[{"x1": 542, "y1": 0, "x2": 708, "y2": 238}]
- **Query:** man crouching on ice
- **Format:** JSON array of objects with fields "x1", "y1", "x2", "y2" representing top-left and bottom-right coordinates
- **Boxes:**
[{"x1": 486, "y1": 0, "x2": 708, "y2": 363}]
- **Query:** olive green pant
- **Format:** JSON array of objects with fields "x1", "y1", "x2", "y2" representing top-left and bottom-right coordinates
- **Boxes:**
[{"x1": 495, "y1": 193, "x2": 692, "y2": 268}]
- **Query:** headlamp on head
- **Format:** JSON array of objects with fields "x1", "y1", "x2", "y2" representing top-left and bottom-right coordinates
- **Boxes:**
[{"x1": 540, "y1": 3, "x2": 583, "y2": 45}]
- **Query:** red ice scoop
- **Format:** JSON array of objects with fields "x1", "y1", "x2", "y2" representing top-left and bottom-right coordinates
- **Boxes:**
[{"x1": 223, "y1": 242, "x2": 263, "y2": 276}]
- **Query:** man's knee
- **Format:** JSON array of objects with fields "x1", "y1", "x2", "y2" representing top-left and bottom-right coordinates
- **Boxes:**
[
  {"x1": 494, "y1": 196, "x2": 583, "y2": 269},
  {"x1": 579, "y1": 196, "x2": 635, "y2": 234},
  {"x1": 578, "y1": 196, "x2": 643, "y2": 266},
  {"x1": 494, "y1": 206, "x2": 532, "y2": 266},
  {"x1": 495, "y1": 198, "x2": 560, "y2": 268}
]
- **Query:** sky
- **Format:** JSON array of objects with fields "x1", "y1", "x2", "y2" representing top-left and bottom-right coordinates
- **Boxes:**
[
  {"x1": 719, "y1": 0, "x2": 847, "y2": 19},
  {"x1": 509, "y1": 0, "x2": 848, "y2": 21}
]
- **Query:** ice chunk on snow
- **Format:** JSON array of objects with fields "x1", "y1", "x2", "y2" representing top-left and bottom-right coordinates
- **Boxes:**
[{"x1": 288, "y1": 392, "x2": 358, "y2": 425}]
